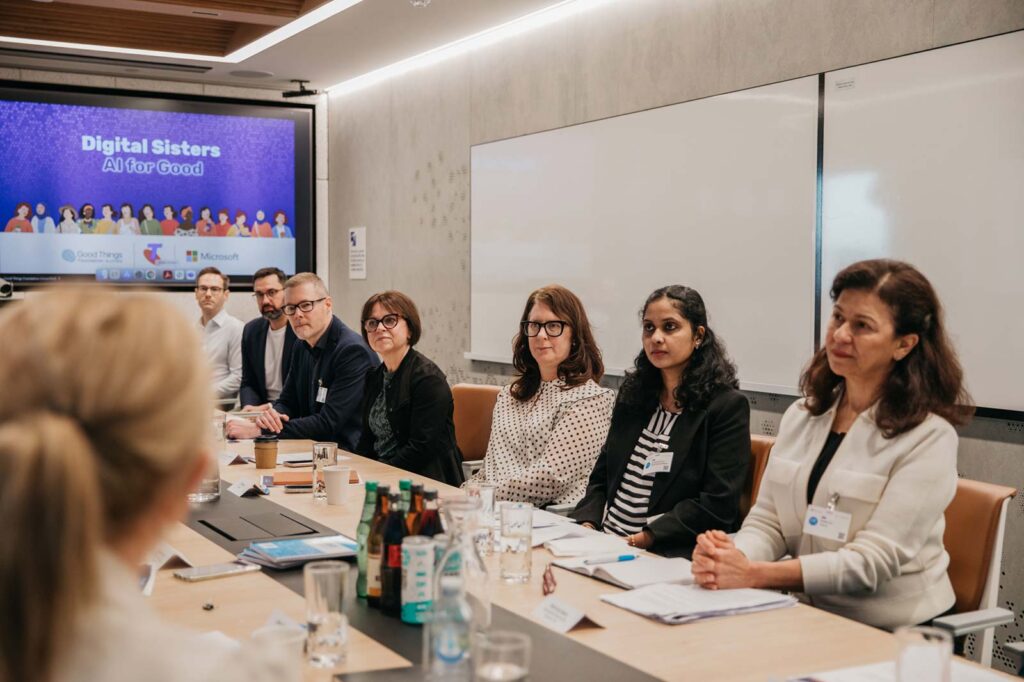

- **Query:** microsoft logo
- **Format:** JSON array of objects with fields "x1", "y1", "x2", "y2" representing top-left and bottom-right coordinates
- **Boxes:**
[{"x1": 186, "y1": 250, "x2": 200, "y2": 263}]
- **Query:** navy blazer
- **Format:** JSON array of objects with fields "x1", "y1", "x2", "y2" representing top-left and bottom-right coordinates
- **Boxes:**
[
  {"x1": 571, "y1": 388, "x2": 750, "y2": 558},
  {"x1": 239, "y1": 317, "x2": 298, "y2": 407},
  {"x1": 273, "y1": 316, "x2": 379, "y2": 450}
]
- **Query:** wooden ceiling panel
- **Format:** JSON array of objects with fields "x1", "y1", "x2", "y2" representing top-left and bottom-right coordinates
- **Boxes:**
[
  {"x1": 0, "y1": 0, "x2": 282, "y2": 57},
  {"x1": 151, "y1": 0, "x2": 305, "y2": 19}
]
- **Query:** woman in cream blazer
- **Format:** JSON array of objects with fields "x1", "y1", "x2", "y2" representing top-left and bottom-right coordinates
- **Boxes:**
[{"x1": 692, "y1": 259, "x2": 973, "y2": 630}]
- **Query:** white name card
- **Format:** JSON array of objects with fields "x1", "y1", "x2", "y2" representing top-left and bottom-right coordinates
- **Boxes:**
[{"x1": 531, "y1": 596, "x2": 603, "y2": 634}]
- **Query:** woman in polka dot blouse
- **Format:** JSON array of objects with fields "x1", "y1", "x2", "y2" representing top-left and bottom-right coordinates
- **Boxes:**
[
  {"x1": 465, "y1": 285, "x2": 614, "y2": 507},
  {"x1": 572, "y1": 285, "x2": 750, "y2": 558}
]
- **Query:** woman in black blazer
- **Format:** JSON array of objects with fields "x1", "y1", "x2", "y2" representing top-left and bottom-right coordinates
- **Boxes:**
[
  {"x1": 572, "y1": 285, "x2": 750, "y2": 558},
  {"x1": 355, "y1": 291, "x2": 464, "y2": 486}
]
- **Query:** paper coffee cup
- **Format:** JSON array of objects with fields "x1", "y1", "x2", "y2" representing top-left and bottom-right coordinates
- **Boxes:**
[
  {"x1": 324, "y1": 466, "x2": 351, "y2": 505},
  {"x1": 253, "y1": 439, "x2": 278, "y2": 469}
]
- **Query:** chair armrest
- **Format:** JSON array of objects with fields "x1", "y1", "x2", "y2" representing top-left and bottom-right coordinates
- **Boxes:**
[
  {"x1": 544, "y1": 503, "x2": 575, "y2": 517},
  {"x1": 1001, "y1": 640, "x2": 1024, "y2": 675},
  {"x1": 932, "y1": 607, "x2": 1014, "y2": 637}
]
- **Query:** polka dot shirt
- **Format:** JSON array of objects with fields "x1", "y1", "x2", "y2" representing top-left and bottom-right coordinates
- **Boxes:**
[{"x1": 466, "y1": 379, "x2": 614, "y2": 506}]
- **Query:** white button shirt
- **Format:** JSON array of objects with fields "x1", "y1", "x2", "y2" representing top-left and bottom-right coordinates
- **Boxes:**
[{"x1": 197, "y1": 309, "x2": 244, "y2": 400}]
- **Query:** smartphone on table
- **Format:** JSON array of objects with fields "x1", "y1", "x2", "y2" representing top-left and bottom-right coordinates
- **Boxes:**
[{"x1": 173, "y1": 561, "x2": 261, "y2": 582}]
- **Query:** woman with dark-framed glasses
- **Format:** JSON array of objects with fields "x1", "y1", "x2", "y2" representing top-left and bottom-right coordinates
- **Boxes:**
[
  {"x1": 465, "y1": 285, "x2": 614, "y2": 507},
  {"x1": 354, "y1": 291, "x2": 463, "y2": 485}
]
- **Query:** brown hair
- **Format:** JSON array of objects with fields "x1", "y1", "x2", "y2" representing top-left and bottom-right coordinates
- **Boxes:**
[
  {"x1": 360, "y1": 290, "x2": 422, "y2": 346},
  {"x1": 253, "y1": 266, "x2": 286, "y2": 287},
  {"x1": 510, "y1": 284, "x2": 604, "y2": 402},
  {"x1": 0, "y1": 287, "x2": 210, "y2": 682},
  {"x1": 197, "y1": 266, "x2": 229, "y2": 289},
  {"x1": 801, "y1": 259, "x2": 973, "y2": 437}
]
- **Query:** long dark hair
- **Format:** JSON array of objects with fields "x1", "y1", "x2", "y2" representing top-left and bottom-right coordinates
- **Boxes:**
[
  {"x1": 510, "y1": 285, "x2": 604, "y2": 402},
  {"x1": 801, "y1": 259, "x2": 972, "y2": 437},
  {"x1": 618, "y1": 285, "x2": 738, "y2": 414}
]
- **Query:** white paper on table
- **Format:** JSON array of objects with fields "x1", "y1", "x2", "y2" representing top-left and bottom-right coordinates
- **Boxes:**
[
  {"x1": 532, "y1": 525, "x2": 588, "y2": 547},
  {"x1": 141, "y1": 542, "x2": 192, "y2": 596},
  {"x1": 600, "y1": 583, "x2": 796, "y2": 623},
  {"x1": 532, "y1": 508, "x2": 578, "y2": 528},
  {"x1": 554, "y1": 556, "x2": 692, "y2": 589},
  {"x1": 789, "y1": 660, "x2": 1010, "y2": 682},
  {"x1": 544, "y1": 534, "x2": 630, "y2": 557}
]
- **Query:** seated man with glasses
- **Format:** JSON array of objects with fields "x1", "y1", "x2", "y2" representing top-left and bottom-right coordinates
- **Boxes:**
[
  {"x1": 194, "y1": 266, "x2": 244, "y2": 405},
  {"x1": 239, "y1": 267, "x2": 297, "y2": 411},
  {"x1": 226, "y1": 272, "x2": 378, "y2": 450}
]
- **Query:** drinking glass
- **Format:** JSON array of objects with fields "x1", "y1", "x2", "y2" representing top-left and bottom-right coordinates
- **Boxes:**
[
  {"x1": 895, "y1": 625, "x2": 951, "y2": 682},
  {"x1": 498, "y1": 502, "x2": 532, "y2": 584},
  {"x1": 466, "y1": 482, "x2": 497, "y2": 556},
  {"x1": 304, "y1": 561, "x2": 349, "y2": 668},
  {"x1": 250, "y1": 625, "x2": 306, "y2": 678},
  {"x1": 187, "y1": 451, "x2": 221, "y2": 504},
  {"x1": 473, "y1": 631, "x2": 531, "y2": 682},
  {"x1": 312, "y1": 442, "x2": 338, "y2": 503}
]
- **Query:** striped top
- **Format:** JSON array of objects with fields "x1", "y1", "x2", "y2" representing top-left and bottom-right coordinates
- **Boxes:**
[{"x1": 603, "y1": 407, "x2": 679, "y2": 537}]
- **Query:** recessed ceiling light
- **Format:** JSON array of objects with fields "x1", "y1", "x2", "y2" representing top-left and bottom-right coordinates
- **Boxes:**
[{"x1": 230, "y1": 70, "x2": 275, "y2": 79}]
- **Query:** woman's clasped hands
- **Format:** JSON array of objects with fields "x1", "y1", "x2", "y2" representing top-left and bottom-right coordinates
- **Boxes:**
[{"x1": 691, "y1": 530, "x2": 756, "y2": 590}]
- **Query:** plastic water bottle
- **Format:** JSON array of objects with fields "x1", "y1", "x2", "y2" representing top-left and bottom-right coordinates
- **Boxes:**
[{"x1": 425, "y1": 576, "x2": 473, "y2": 681}]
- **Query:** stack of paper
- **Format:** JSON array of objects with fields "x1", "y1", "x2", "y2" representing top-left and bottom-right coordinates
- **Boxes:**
[
  {"x1": 601, "y1": 583, "x2": 797, "y2": 625},
  {"x1": 789, "y1": 660, "x2": 1008, "y2": 682},
  {"x1": 544, "y1": 534, "x2": 630, "y2": 557},
  {"x1": 554, "y1": 556, "x2": 692, "y2": 590},
  {"x1": 238, "y1": 535, "x2": 358, "y2": 569}
]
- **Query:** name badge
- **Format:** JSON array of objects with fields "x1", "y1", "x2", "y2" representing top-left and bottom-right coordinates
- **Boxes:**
[
  {"x1": 803, "y1": 504, "x2": 852, "y2": 542},
  {"x1": 642, "y1": 451, "x2": 674, "y2": 475},
  {"x1": 316, "y1": 386, "x2": 328, "y2": 403}
]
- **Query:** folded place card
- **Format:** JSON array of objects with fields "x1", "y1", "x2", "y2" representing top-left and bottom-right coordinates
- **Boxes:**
[
  {"x1": 217, "y1": 451, "x2": 249, "y2": 466},
  {"x1": 227, "y1": 476, "x2": 272, "y2": 497},
  {"x1": 531, "y1": 596, "x2": 604, "y2": 634},
  {"x1": 141, "y1": 542, "x2": 192, "y2": 596}
]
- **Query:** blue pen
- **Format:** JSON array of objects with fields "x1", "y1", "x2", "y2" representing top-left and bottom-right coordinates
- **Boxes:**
[{"x1": 583, "y1": 554, "x2": 638, "y2": 566}]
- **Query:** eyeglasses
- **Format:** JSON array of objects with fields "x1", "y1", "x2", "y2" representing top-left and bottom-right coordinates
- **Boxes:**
[
  {"x1": 521, "y1": 320, "x2": 569, "y2": 338},
  {"x1": 196, "y1": 286, "x2": 224, "y2": 294},
  {"x1": 282, "y1": 297, "x2": 327, "y2": 316},
  {"x1": 252, "y1": 288, "x2": 282, "y2": 300},
  {"x1": 364, "y1": 313, "x2": 402, "y2": 333}
]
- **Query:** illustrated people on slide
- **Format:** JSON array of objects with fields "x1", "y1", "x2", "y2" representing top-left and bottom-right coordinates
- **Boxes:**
[
  {"x1": 57, "y1": 205, "x2": 81, "y2": 234},
  {"x1": 117, "y1": 203, "x2": 141, "y2": 235},
  {"x1": 215, "y1": 209, "x2": 231, "y2": 237},
  {"x1": 95, "y1": 204, "x2": 117, "y2": 235},
  {"x1": 139, "y1": 204, "x2": 162, "y2": 236},
  {"x1": 272, "y1": 210, "x2": 294, "y2": 239},
  {"x1": 78, "y1": 203, "x2": 97, "y2": 234},
  {"x1": 228, "y1": 210, "x2": 251, "y2": 237},
  {"x1": 196, "y1": 206, "x2": 215, "y2": 237},
  {"x1": 252, "y1": 209, "x2": 272, "y2": 238},
  {"x1": 160, "y1": 205, "x2": 179, "y2": 236},
  {"x1": 177, "y1": 206, "x2": 196, "y2": 236},
  {"x1": 31, "y1": 203, "x2": 55, "y2": 234},
  {"x1": 5, "y1": 203, "x2": 33, "y2": 233}
]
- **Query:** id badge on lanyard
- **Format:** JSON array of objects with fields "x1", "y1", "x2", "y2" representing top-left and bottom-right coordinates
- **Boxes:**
[{"x1": 803, "y1": 492, "x2": 852, "y2": 542}]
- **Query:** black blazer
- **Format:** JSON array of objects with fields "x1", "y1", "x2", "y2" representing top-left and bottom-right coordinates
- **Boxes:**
[
  {"x1": 355, "y1": 348, "x2": 464, "y2": 486},
  {"x1": 571, "y1": 387, "x2": 750, "y2": 558},
  {"x1": 239, "y1": 317, "x2": 298, "y2": 407}
]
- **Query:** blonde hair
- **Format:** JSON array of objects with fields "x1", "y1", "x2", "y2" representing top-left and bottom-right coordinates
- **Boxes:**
[
  {"x1": 284, "y1": 272, "x2": 329, "y2": 298},
  {"x1": 0, "y1": 287, "x2": 212, "y2": 682}
]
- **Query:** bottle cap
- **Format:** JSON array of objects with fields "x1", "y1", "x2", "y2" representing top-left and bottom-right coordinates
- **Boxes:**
[{"x1": 365, "y1": 481, "x2": 378, "y2": 491}]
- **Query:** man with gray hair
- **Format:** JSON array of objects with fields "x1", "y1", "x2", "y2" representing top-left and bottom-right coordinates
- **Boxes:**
[{"x1": 226, "y1": 272, "x2": 378, "y2": 450}]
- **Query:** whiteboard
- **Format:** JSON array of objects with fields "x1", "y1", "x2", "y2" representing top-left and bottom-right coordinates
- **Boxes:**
[
  {"x1": 823, "y1": 31, "x2": 1024, "y2": 412},
  {"x1": 471, "y1": 76, "x2": 819, "y2": 394}
]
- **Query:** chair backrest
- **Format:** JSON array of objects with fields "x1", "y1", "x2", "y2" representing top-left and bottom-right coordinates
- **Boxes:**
[
  {"x1": 740, "y1": 434, "x2": 775, "y2": 518},
  {"x1": 451, "y1": 383, "x2": 501, "y2": 462},
  {"x1": 944, "y1": 477, "x2": 1016, "y2": 613}
]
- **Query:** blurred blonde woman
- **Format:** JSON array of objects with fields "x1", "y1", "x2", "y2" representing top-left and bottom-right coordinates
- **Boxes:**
[{"x1": 0, "y1": 288, "x2": 294, "y2": 682}]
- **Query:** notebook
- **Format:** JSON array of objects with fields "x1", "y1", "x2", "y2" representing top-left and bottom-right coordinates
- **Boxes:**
[
  {"x1": 600, "y1": 583, "x2": 797, "y2": 625},
  {"x1": 553, "y1": 556, "x2": 692, "y2": 590},
  {"x1": 544, "y1": 534, "x2": 630, "y2": 557},
  {"x1": 238, "y1": 534, "x2": 359, "y2": 569}
]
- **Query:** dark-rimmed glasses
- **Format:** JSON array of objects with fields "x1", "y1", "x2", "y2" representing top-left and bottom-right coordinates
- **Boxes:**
[
  {"x1": 282, "y1": 297, "x2": 327, "y2": 316},
  {"x1": 364, "y1": 314, "x2": 402, "y2": 333},
  {"x1": 521, "y1": 320, "x2": 569, "y2": 337}
]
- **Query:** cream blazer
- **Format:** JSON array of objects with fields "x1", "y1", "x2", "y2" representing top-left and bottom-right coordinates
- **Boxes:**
[
  {"x1": 57, "y1": 553, "x2": 297, "y2": 682},
  {"x1": 733, "y1": 397, "x2": 958, "y2": 630}
]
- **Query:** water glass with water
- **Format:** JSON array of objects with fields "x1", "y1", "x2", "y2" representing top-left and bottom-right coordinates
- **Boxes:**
[
  {"x1": 304, "y1": 560, "x2": 349, "y2": 668},
  {"x1": 187, "y1": 451, "x2": 221, "y2": 504},
  {"x1": 466, "y1": 482, "x2": 497, "y2": 556},
  {"x1": 312, "y1": 441, "x2": 338, "y2": 503},
  {"x1": 896, "y1": 625, "x2": 951, "y2": 682},
  {"x1": 473, "y1": 631, "x2": 531, "y2": 682},
  {"x1": 498, "y1": 502, "x2": 532, "y2": 584}
]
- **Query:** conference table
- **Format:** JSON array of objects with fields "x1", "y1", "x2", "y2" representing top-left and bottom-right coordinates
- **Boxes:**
[{"x1": 149, "y1": 439, "x2": 1007, "y2": 681}]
